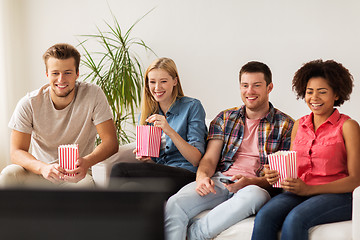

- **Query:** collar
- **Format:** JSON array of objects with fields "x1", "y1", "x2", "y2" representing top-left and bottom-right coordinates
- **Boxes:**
[
  {"x1": 239, "y1": 102, "x2": 275, "y2": 122},
  {"x1": 302, "y1": 108, "x2": 340, "y2": 127},
  {"x1": 159, "y1": 97, "x2": 185, "y2": 116}
]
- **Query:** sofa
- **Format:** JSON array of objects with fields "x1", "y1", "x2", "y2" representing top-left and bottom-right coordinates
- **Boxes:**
[{"x1": 92, "y1": 142, "x2": 360, "y2": 240}]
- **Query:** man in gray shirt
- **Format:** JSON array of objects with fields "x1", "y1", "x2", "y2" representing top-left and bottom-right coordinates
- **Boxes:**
[{"x1": 1, "y1": 43, "x2": 118, "y2": 186}]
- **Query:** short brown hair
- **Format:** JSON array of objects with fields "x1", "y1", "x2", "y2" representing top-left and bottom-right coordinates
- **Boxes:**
[
  {"x1": 292, "y1": 59, "x2": 353, "y2": 106},
  {"x1": 43, "y1": 43, "x2": 81, "y2": 73},
  {"x1": 239, "y1": 61, "x2": 272, "y2": 85}
]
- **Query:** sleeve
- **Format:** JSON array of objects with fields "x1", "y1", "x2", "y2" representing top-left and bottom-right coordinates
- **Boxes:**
[
  {"x1": 186, "y1": 99, "x2": 207, "y2": 155},
  {"x1": 207, "y1": 110, "x2": 226, "y2": 141},
  {"x1": 92, "y1": 85, "x2": 114, "y2": 126},
  {"x1": 8, "y1": 95, "x2": 33, "y2": 134},
  {"x1": 279, "y1": 117, "x2": 294, "y2": 151}
]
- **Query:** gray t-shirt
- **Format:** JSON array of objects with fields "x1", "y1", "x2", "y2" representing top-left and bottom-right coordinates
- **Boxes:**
[{"x1": 8, "y1": 81, "x2": 113, "y2": 164}]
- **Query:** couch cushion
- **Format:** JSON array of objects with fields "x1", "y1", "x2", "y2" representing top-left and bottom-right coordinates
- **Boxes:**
[{"x1": 194, "y1": 210, "x2": 352, "y2": 240}]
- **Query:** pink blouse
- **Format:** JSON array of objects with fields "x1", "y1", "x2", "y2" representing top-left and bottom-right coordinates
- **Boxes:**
[{"x1": 293, "y1": 109, "x2": 350, "y2": 185}]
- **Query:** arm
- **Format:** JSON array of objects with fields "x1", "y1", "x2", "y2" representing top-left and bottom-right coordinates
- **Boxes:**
[
  {"x1": 283, "y1": 119, "x2": 360, "y2": 196},
  {"x1": 146, "y1": 114, "x2": 202, "y2": 166},
  {"x1": 226, "y1": 174, "x2": 271, "y2": 193},
  {"x1": 261, "y1": 120, "x2": 299, "y2": 189},
  {"x1": 10, "y1": 130, "x2": 66, "y2": 183},
  {"x1": 65, "y1": 119, "x2": 118, "y2": 182},
  {"x1": 195, "y1": 139, "x2": 223, "y2": 196}
]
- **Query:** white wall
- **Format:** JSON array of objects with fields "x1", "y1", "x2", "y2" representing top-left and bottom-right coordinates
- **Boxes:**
[
  {"x1": 0, "y1": 0, "x2": 10, "y2": 169},
  {"x1": 1, "y1": 0, "x2": 360, "y2": 166}
]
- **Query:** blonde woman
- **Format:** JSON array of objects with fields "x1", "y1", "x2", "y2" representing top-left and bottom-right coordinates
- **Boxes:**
[{"x1": 110, "y1": 58, "x2": 207, "y2": 196}]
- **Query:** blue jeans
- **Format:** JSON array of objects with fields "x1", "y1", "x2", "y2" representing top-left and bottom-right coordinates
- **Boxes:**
[
  {"x1": 165, "y1": 172, "x2": 271, "y2": 240},
  {"x1": 251, "y1": 191, "x2": 352, "y2": 240}
]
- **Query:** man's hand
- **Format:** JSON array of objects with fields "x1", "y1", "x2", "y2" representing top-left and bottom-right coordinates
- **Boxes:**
[
  {"x1": 224, "y1": 175, "x2": 252, "y2": 193},
  {"x1": 40, "y1": 163, "x2": 66, "y2": 184},
  {"x1": 196, "y1": 177, "x2": 216, "y2": 196},
  {"x1": 63, "y1": 157, "x2": 90, "y2": 183}
]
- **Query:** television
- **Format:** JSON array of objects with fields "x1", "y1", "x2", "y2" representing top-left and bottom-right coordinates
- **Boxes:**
[{"x1": 0, "y1": 178, "x2": 171, "y2": 240}]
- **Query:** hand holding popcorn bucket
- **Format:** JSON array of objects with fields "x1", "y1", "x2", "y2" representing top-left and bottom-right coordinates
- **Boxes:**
[
  {"x1": 136, "y1": 125, "x2": 162, "y2": 158},
  {"x1": 58, "y1": 144, "x2": 79, "y2": 176},
  {"x1": 268, "y1": 151, "x2": 297, "y2": 188}
]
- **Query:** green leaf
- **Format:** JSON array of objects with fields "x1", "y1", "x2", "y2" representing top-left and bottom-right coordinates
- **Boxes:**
[{"x1": 77, "y1": 7, "x2": 156, "y2": 145}]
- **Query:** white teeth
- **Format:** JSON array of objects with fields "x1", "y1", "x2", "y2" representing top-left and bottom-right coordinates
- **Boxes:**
[
  {"x1": 312, "y1": 103, "x2": 323, "y2": 107},
  {"x1": 247, "y1": 97, "x2": 256, "y2": 100},
  {"x1": 56, "y1": 84, "x2": 67, "y2": 88},
  {"x1": 155, "y1": 92, "x2": 165, "y2": 96}
]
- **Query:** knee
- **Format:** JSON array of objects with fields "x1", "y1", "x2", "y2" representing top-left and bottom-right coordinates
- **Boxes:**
[
  {"x1": 110, "y1": 162, "x2": 131, "y2": 177},
  {"x1": 0, "y1": 164, "x2": 26, "y2": 186},
  {"x1": 283, "y1": 210, "x2": 305, "y2": 230},
  {"x1": 166, "y1": 193, "x2": 183, "y2": 214},
  {"x1": 1, "y1": 164, "x2": 25, "y2": 177},
  {"x1": 165, "y1": 186, "x2": 195, "y2": 218},
  {"x1": 239, "y1": 185, "x2": 271, "y2": 207}
]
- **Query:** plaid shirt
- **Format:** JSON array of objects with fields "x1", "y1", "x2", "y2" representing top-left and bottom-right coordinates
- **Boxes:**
[{"x1": 208, "y1": 102, "x2": 294, "y2": 176}]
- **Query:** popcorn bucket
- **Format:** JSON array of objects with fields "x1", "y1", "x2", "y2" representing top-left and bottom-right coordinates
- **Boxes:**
[
  {"x1": 136, "y1": 125, "x2": 162, "y2": 158},
  {"x1": 58, "y1": 144, "x2": 79, "y2": 176},
  {"x1": 268, "y1": 151, "x2": 297, "y2": 188}
]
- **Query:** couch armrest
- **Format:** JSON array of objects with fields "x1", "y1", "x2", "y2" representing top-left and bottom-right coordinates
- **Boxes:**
[
  {"x1": 353, "y1": 185, "x2": 360, "y2": 240},
  {"x1": 92, "y1": 142, "x2": 137, "y2": 187}
]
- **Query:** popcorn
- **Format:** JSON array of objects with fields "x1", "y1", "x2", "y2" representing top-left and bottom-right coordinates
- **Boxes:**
[
  {"x1": 136, "y1": 126, "x2": 162, "y2": 158},
  {"x1": 268, "y1": 151, "x2": 297, "y2": 188},
  {"x1": 58, "y1": 144, "x2": 78, "y2": 176}
]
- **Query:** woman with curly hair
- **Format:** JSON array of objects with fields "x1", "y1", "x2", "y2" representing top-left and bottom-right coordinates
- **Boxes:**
[{"x1": 251, "y1": 59, "x2": 360, "y2": 240}]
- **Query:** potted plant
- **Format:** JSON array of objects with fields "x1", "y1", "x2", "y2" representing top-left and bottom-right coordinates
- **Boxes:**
[{"x1": 78, "y1": 9, "x2": 155, "y2": 145}]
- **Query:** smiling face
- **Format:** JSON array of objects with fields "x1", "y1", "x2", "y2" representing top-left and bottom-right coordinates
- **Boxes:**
[
  {"x1": 46, "y1": 57, "x2": 79, "y2": 108},
  {"x1": 305, "y1": 77, "x2": 339, "y2": 119},
  {"x1": 147, "y1": 68, "x2": 177, "y2": 112},
  {"x1": 240, "y1": 72, "x2": 273, "y2": 115}
]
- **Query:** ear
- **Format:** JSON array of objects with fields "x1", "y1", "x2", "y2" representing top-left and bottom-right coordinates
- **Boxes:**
[
  {"x1": 267, "y1": 82, "x2": 273, "y2": 94},
  {"x1": 46, "y1": 72, "x2": 49, "y2": 78},
  {"x1": 173, "y1": 77, "x2": 178, "y2": 86}
]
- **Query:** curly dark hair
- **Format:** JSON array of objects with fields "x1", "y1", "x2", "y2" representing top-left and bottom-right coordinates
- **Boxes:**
[{"x1": 292, "y1": 59, "x2": 354, "y2": 106}]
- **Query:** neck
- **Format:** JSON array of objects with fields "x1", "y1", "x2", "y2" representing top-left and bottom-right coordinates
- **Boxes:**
[
  {"x1": 245, "y1": 103, "x2": 270, "y2": 120},
  {"x1": 51, "y1": 91, "x2": 75, "y2": 110},
  {"x1": 159, "y1": 99, "x2": 174, "y2": 114},
  {"x1": 312, "y1": 109, "x2": 334, "y2": 130}
]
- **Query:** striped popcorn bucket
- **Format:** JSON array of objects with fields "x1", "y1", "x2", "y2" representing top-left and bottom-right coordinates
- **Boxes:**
[
  {"x1": 136, "y1": 125, "x2": 162, "y2": 158},
  {"x1": 268, "y1": 151, "x2": 297, "y2": 188},
  {"x1": 58, "y1": 144, "x2": 79, "y2": 176}
]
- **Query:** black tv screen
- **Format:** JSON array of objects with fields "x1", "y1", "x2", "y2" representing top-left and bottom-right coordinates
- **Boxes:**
[{"x1": 0, "y1": 179, "x2": 170, "y2": 240}]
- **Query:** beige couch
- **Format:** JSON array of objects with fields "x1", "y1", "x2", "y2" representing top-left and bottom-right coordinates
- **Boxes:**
[{"x1": 92, "y1": 142, "x2": 360, "y2": 240}]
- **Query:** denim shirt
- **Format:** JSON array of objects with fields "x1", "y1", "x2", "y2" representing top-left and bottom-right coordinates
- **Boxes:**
[{"x1": 150, "y1": 96, "x2": 207, "y2": 172}]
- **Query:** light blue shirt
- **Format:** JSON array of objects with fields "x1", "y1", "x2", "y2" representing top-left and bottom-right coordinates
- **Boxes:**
[{"x1": 152, "y1": 96, "x2": 207, "y2": 172}]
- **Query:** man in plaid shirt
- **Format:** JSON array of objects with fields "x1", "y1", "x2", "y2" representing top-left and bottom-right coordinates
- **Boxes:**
[{"x1": 165, "y1": 61, "x2": 294, "y2": 240}]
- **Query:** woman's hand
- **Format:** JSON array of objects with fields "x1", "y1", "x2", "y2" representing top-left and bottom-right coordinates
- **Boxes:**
[
  {"x1": 146, "y1": 114, "x2": 174, "y2": 135},
  {"x1": 281, "y1": 177, "x2": 312, "y2": 196},
  {"x1": 132, "y1": 149, "x2": 154, "y2": 163},
  {"x1": 263, "y1": 164, "x2": 280, "y2": 185}
]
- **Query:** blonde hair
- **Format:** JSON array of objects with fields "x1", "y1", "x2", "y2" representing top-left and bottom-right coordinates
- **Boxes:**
[{"x1": 140, "y1": 58, "x2": 184, "y2": 125}]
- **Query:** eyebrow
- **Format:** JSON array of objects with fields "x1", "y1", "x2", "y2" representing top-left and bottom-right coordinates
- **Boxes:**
[
  {"x1": 306, "y1": 87, "x2": 328, "y2": 90},
  {"x1": 241, "y1": 82, "x2": 264, "y2": 85}
]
